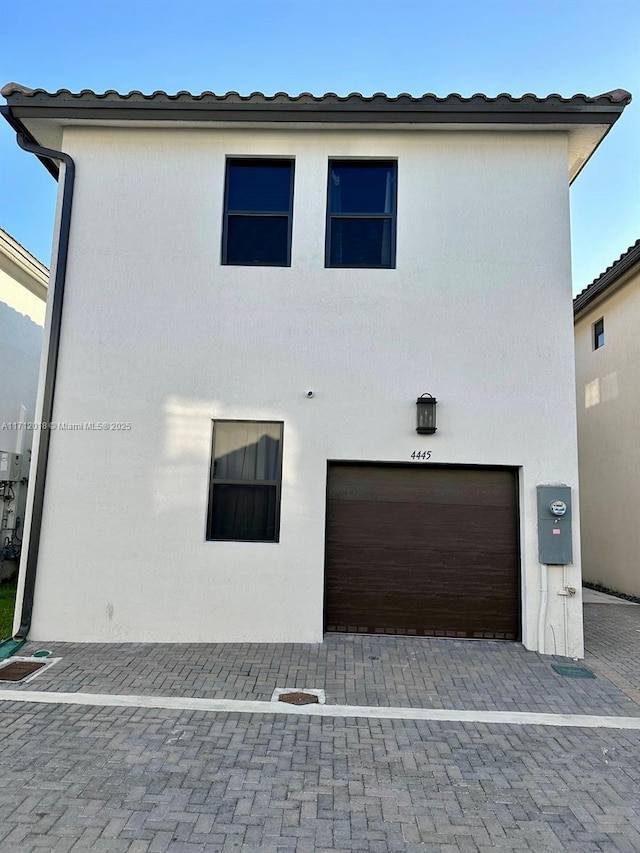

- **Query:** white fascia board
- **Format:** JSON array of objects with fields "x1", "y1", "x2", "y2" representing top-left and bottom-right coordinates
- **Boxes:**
[{"x1": 0, "y1": 229, "x2": 49, "y2": 299}]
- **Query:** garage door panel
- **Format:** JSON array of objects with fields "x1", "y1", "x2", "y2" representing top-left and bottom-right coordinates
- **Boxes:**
[
  {"x1": 326, "y1": 598, "x2": 516, "y2": 636},
  {"x1": 326, "y1": 582, "x2": 517, "y2": 632},
  {"x1": 325, "y1": 544, "x2": 517, "y2": 577},
  {"x1": 325, "y1": 465, "x2": 520, "y2": 639},
  {"x1": 328, "y1": 500, "x2": 517, "y2": 555},
  {"x1": 328, "y1": 466, "x2": 516, "y2": 508}
]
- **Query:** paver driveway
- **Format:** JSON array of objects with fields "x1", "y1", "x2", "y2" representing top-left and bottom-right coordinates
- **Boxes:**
[{"x1": 0, "y1": 600, "x2": 639, "y2": 852}]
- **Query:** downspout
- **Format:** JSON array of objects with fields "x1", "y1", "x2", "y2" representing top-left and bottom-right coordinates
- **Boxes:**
[{"x1": 10, "y1": 132, "x2": 75, "y2": 638}]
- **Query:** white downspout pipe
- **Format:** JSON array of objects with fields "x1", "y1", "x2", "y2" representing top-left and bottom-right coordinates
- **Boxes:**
[
  {"x1": 15, "y1": 405, "x2": 27, "y2": 455},
  {"x1": 538, "y1": 564, "x2": 548, "y2": 655},
  {"x1": 562, "y1": 565, "x2": 570, "y2": 656}
]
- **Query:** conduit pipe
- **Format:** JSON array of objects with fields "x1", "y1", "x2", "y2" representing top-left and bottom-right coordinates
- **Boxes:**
[
  {"x1": 562, "y1": 565, "x2": 569, "y2": 655},
  {"x1": 538, "y1": 564, "x2": 548, "y2": 655},
  {"x1": 15, "y1": 405, "x2": 27, "y2": 454}
]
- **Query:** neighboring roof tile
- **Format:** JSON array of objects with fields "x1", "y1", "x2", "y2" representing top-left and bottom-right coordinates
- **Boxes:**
[{"x1": 574, "y1": 239, "x2": 640, "y2": 316}]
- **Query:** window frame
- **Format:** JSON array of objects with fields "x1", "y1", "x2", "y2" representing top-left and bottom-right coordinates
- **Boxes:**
[
  {"x1": 221, "y1": 158, "x2": 295, "y2": 268},
  {"x1": 593, "y1": 317, "x2": 605, "y2": 350},
  {"x1": 206, "y1": 419, "x2": 284, "y2": 543},
  {"x1": 325, "y1": 159, "x2": 398, "y2": 270}
]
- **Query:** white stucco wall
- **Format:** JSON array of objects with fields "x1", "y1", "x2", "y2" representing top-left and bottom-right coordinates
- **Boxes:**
[
  {"x1": 21, "y1": 126, "x2": 582, "y2": 653},
  {"x1": 0, "y1": 241, "x2": 47, "y2": 580},
  {"x1": 575, "y1": 271, "x2": 640, "y2": 597},
  {"x1": 0, "y1": 265, "x2": 45, "y2": 433}
]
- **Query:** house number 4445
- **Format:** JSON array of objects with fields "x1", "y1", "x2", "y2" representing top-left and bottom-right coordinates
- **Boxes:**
[{"x1": 411, "y1": 451, "x2": 432, "y2": 460}]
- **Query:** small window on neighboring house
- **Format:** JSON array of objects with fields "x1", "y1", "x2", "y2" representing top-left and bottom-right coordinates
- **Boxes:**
[
  {"x1": 222, "y1": 159, "x2": 294, "y2": 266},
  {"x1": 593, "y1": 317, "x2": 605, "y2": 350},
  {"x1": 207, "y1": 421, "x2": 284, "y2": 542},
  {"x1": 326, "y1": 160, "x2": 397, "y2": 268}
]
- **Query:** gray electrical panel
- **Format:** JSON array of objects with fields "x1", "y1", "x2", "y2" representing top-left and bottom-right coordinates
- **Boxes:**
[
  {"x1": 537, "y1": 485, "x2": 572, "y2": 565},
  {"x1": 0, "y1": 451, "x2": 21, "y2": 483}
]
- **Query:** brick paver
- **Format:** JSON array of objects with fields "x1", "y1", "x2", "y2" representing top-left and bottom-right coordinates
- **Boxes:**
[
  {"x1": 3, "y1": 602, "x2": 639, "y2": 718},
  {"x1": 1, "y1": 703, "x2": 639, "y2": 852},
  {"x1": 584, "y1": 604, "x2": 640, "y2": 703},
  {"x1": 1, "y1": 602, "x2": 639, "y2": 851}
]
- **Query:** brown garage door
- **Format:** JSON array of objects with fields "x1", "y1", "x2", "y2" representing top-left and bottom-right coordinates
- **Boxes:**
[{"x1": 325, "y1": 464, "x2": 520, "y2": 639}]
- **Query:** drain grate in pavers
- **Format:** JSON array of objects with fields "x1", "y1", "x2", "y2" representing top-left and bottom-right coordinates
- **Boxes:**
[
  {"x1": 552, "y1": 664, "x2": 596, "y2": 679},
  {"x1": 0, "y1": 661, "x2": 46, "y2": 682},
  {"x1": 271, "y1": 687, "x2": 326, "y2": 704},
  {"x1": 278, "y1": 691, "x2": 320, "y2": 705}
]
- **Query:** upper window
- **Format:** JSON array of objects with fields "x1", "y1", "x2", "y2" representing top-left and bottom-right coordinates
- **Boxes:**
[
  {"x1": 207, "y1": 421, "x2": 284, "y2": 542},
  {"x1": 326, "y1": 160, "x2": 397, "y2": 268},
  {"x1": 222, "y1": 159, "x2": 294, "y2": 266},
  {"x1": 593, "y1": 317, "x2": 605, "y2": 350}
]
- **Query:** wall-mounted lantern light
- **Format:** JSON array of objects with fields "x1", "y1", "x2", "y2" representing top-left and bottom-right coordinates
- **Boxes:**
[{"x1": 416, "y1": 393, "x2": 437, "y2": 434}]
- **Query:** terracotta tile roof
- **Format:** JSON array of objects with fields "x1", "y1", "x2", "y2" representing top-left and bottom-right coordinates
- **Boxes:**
[
  {"x1": 1, "y1": 83, "x2": 632, "y2": 107},
  {"x1": 2, "y1": 84, "x2": 631, "y2": 185}
]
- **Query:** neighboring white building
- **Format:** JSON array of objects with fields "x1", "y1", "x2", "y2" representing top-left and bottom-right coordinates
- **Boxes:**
[
  {"x1": 574, "y1": 239, "x2": 640, "y2": 598},
  {"x1": 0, "y1": 85, "x2": 631, "y2": 654},
  {"x1": 0, "y1": 227, "x2": 48, "y2": 578}
]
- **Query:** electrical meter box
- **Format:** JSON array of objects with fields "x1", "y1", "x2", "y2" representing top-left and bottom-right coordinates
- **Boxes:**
[
  {"x1": 0, "y1": 451, "x2": 21, "y2": 483},
  {"x1": 536, "y1": 485, "x2": 572, "y2": 565}
]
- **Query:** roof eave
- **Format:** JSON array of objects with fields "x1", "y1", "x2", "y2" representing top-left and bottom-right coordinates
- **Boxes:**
[
  {"x1": 574, "y1": 242, "x2": 640, "y2": 318},
  {"x1": 0, "y1": 104, "x2": 59, "y2": 179},
  {"x1": 3, "y1": 87, "x2": 630, "y2": 182},
  {"x1": 3, "y1": 97, "x2": 629, "y2": 125},
  {"x1": 0, "y1": 228, "x2": 49, "y2": 298},
  {"x1": 3, "y1": 84, "x2": 631, "y2": 123}
]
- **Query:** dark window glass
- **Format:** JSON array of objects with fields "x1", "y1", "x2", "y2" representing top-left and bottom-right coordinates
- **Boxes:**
[
  {"x1": 329, "y1": 219, "x2": 392, "y2": 267},
  {"x1": 326, "y1": 160, "x2": 396, "y2": 268},
  {"x1": 226, "y1": 216, "x2": 289, "y2": 266},
  {"x1": 207, "y1": 421, "x2": 283, "y2": 542},
  {"x1": 594, "y1": 318, "x2": 605, "y2": 350},
  {"x1": 329, "y1": 162, "x2": 395, "y2": 214},
  {"x1": 227, "y1": 162, "x2": 292, "y2": 212},
  {"x1": 210, "y1": 485, "x2": 277, "y2": 541},
  {"x1": 222, "y1": 159, "x2": 294, "y2": 266}
]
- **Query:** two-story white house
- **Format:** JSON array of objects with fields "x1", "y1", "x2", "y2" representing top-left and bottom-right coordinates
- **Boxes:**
[
  {"x1": 574, "y1": 239, "x2": 640, "y2": 599},
  {"x1": 1, "y1": 84, "x2": 631, "y2": 654},
  {"x1": 0, "y1": 227, "x2": 48, "y2": 580}
]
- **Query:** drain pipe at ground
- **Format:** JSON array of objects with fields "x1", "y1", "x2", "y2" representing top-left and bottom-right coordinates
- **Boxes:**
[
  {"x1": 538, "y1": 563, "x2": 548, "y2": 655},
  {"x1": 1, "y1": 126, "x2": 75, "y2": 640},
  {"x1": 562, "y1": 565, "x2": 569, "y2": 654},
  {"x1": 558, "y1": 565, "x2": 577, "y2": 656}
]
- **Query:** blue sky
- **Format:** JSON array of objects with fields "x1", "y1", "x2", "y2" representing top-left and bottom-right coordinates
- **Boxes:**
[{"x1": 0, "y1": 0, "x2": 638, "y2": 292}]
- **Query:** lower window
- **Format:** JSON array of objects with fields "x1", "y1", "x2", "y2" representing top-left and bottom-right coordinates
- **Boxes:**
[{"x1": 207, "y1": 420, "x2": 283, "y2": 542}]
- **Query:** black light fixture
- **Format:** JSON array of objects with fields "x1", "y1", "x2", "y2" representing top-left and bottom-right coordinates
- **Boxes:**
[{"x1": 416, "y1": 393, "x2": 437, "y2": 434}]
